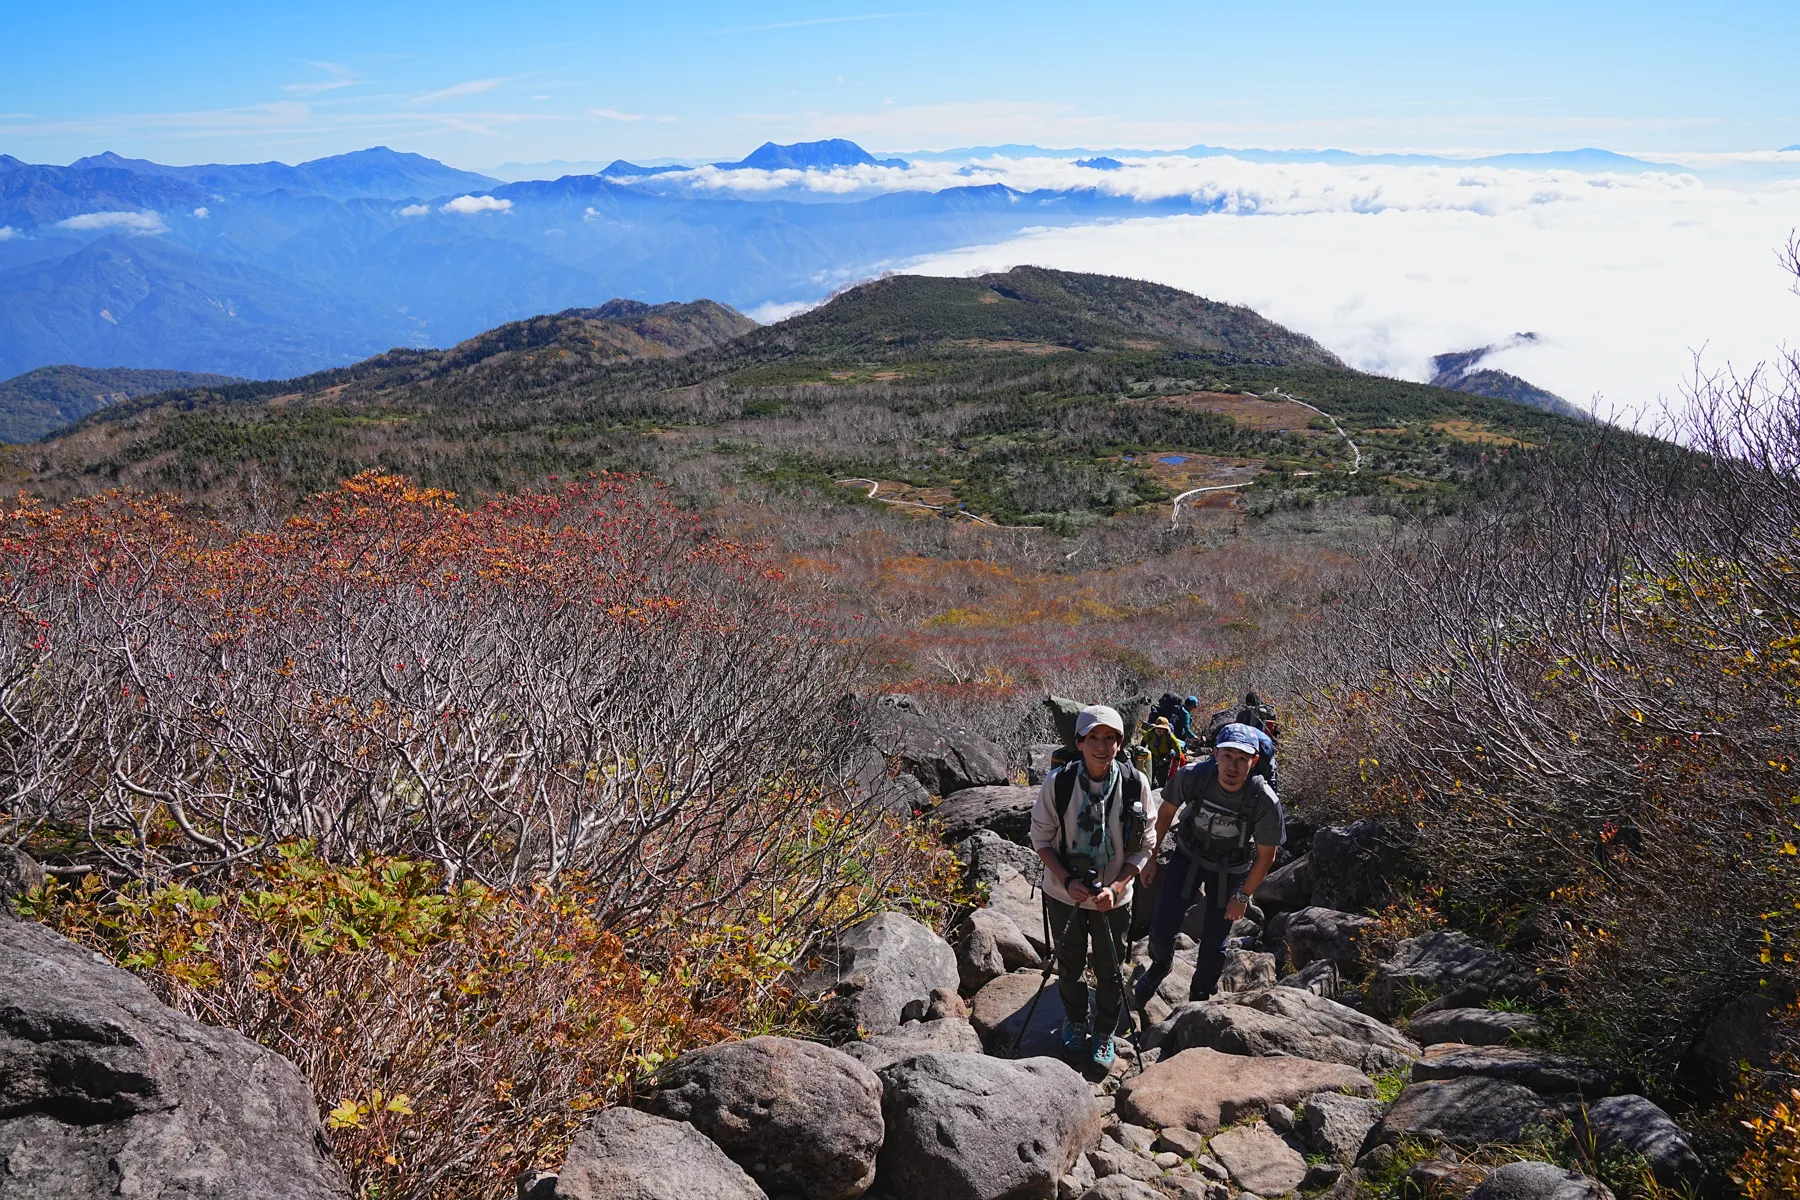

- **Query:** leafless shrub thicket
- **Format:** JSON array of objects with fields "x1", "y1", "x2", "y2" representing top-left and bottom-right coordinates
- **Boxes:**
[
  {"x1": 0, "y1": 473, "x2": 914, "y2": 944},
  {"x1": 1282, "y1": 241, "x2": 1800, "y2": 1076}
]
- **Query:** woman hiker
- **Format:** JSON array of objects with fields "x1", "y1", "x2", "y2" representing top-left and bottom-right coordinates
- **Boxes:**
[
  {"x1": 1132, "y1": 722, "x2": 1286, "y2": 1007},
  {"x1": 1030, "y1": 704, "x2": 1155, "y2": 1068}
]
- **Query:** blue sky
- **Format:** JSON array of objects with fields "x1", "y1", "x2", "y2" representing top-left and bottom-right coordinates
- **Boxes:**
[{"x1": 4, "y1": 1, "x2": 1797, "y2": 168}]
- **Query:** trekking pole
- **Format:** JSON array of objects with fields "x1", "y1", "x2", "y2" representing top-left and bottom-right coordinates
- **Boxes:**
[
  {"x1": 1091, "y1": 900, "x2": 1147, "y2": 1079},
  {"x1": 1006, "y1": 897, "x2": 1083, "y2": 1059}
]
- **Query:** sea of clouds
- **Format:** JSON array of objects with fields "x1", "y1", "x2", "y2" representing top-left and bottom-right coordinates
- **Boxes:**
[{"x1": 700, "y1": 154, "x2": 1800, "y2": 418}]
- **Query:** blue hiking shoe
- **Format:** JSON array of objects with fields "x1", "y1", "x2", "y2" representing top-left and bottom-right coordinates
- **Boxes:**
[
  {"x1": 1090, "y1": 1033, "x2": 1117, "y2": 1069},
  {"x1": 1060, "y1": 1022, "x2": 1089, "y2": 1061}
]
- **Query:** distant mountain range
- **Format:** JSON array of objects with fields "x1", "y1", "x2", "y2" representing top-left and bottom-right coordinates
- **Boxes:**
[
  {"x1": 0, "y1": 140, "x2": 1243, "y2": 379},
  {"x1": 0, "y1": 364, "x2": 238, "y2": 442}
]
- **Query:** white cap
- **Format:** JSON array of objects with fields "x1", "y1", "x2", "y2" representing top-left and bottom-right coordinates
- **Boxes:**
[{"x1": 1075, "y1": 705, "x2": 1126, "y2": 739}]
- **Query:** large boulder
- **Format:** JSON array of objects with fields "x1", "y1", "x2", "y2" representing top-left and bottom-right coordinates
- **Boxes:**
[
  {"x1": 1284, "y1": 907, "x2": 1376, "y2": 974},
  {"x1": 638, "y1": 1036, "x2": 883, "y2": 1200},
  {"x1": 1309, "y1": 820, "x2": 1402, "y2": 910},
  {"x1": 1408, "y1": 1007, "x2": 1544, "y2": 1046},
  {"x1": 1366, "y1": 931, "x2": 1534, "y2": 1019},
  {"x1": 1412, "y1": 1044, "x2": 1615, "y2": 1097},
  {"x1": 1373, "y1": 1076, "x2": 1571, "y2": 1148},
  {"x1": 1679, "y1": 989, "x2": 1788, "y2": 1099},
  {"x1": 1216, "y1": 949, "x2": 1278, "y2": 995},
  {"x1": 930, "y1": 786, "x2": 1039, "y2": 845},
  {"x1": 1162, "y1": 987, "x2": 1420, "y2": 1074},
  {"x1": 957, "y1": 907, "x2": 1040, "y2": 993},
  {"x1": 1301, "y1": 1092, "x2": 1385, "y2": 1165},
  {"x1": 1583, "y1": 1095, "x2": 1702, "y2": 1189},
  {"x1": 840, "y1": 1018, "x2": 985, "y2": 1073},
  {"x1": 850, "y1": 746, "x2": 933, "y2": 817},
  {"x1": 790, "y1": 912, "x2": 960, "y2": 1041},
  {"x1": 1114, "y1": 1046, "x2": 1375, "y2": 1133},
  {"x1": 957, "y1": 829, "x2": 1042, "y2": 891},
  {"x1": 981, "y1": 866, "x2": 1049, "y2": 957},
  {"x1": 876, "y1": 1052, "x2": 1101, "y2": 1200},
  {"x1": 1255, "y1": 854, "x2": 1313, "y2": 911},
  {"x1": 1209, "y1": 1122, "x2": 1308, "y2": 1195},
  {"x1": 1467, "y1": 1161, "x2": 1615, "y2": 1200},
  {"x1": 0, "y1": 918, "x2": 349, "y2": 1200},
  {"x1": 969, "y1": 969, "x2": 1065, "y2": 1058},
  {"x1": 554, "y1": 1108, "x2": 767, "y2": 1200},
  {"x1": 876, "y1": 708, "x2": 1010, "y2": 798}
]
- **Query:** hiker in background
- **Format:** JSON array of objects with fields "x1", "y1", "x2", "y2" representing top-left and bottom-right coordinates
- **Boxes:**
[
  {"x1": 1174, "y1": 695, "x2": 1200, "y2": 745},
  {"x1": 1143, "y1": 715, "x2": 1183, "y2": 789},
  {"x1": 1031, "y1": 705, "x2": 1155, "y2": 1069},
  {"x1": 1133, "y1": 722, "x2": 1284, "y2": 1006}
]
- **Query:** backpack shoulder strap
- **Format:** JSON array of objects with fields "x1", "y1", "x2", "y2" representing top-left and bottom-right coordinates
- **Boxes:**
[{"x1": 1051, "y1": 765, "x2": 1077, "y2": 850}]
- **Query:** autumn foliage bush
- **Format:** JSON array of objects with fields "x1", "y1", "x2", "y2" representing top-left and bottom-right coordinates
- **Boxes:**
[{"x1": 3, "y1": 471, "x2": 967, "y2": 1200}]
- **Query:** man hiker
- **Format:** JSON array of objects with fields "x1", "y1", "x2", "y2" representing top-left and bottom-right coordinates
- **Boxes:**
[
  {"x1": 1174, "y1": 695, "x2": 1201, "y2": 745},
  {"x1": 1031, "y1": 704, "x2": 1155, "y2": 1068},
  {"x1": 1133, "y1": 722, "x2": 1285, "y2": 1006}
]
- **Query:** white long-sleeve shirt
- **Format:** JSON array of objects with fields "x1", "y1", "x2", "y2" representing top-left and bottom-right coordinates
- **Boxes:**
[{"x1": 1029, "y1": 761, "x2": 1156, "y2": 909}]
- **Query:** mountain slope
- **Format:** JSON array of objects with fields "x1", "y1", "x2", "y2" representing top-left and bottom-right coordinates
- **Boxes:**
[
  {"x1": 1430, "y1": 343, "x2": 1585, "y2": 419},
  {"x1": 15, "y1": 270, "x2": 1590, "y2": 529},
  {"x1": 0, "y1": 364, "x2": 239, "y2": 442},
  {"x1": 758, "y1": 268, "x2": 1345, "y2": 365}
]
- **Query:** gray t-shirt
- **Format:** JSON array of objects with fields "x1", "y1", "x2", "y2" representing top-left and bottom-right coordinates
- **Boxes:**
[{"x1": 1162, "y1": 763, "x2": 1285, "y2": 865}]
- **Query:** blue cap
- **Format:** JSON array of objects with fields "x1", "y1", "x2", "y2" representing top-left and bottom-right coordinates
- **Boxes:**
[
  {"x1": 1185, "y1": 695, "x2": 1199, "y2": 705},
  {"x1": 1215, "y1": 723, "x2": 1264, "y2": 754}
]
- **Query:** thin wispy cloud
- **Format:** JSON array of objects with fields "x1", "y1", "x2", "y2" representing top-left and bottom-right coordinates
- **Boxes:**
[
  {"x1": 285, "y1": 62, "x2": 363, "y2": 97},
  {"x1": 589, "y1": 108, "x2": 643, "y2": 122},
  {"x1": 698, "y1": 12, "x2": 931, "y2": 36},
  {"x1": 409, "y1": 77, "x2": 507, "y2": 106}
]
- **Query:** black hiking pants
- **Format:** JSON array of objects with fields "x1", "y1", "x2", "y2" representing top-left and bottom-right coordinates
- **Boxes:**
[
  {"x1": 1045, "y1": 895, "x2": 1133, "y2": 1038},
  {"x1": 1139, "y1": 846, "x2": 1248, "y2": 1003}
]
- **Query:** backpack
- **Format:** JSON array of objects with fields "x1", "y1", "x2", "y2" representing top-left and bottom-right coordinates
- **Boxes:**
[
  {"x1": 1043, "y1": 693, "x2": 1148, "y2": 752},
  {"x1": 1148, "y1": 692, "x2": 1186, "y2": 728},
  {"x1": 1169, "y1": 760, "x2": 1266, "y2": 905},
  {"x1": 1050, "y1": 762, "x2": 1149, "y2": 877}
]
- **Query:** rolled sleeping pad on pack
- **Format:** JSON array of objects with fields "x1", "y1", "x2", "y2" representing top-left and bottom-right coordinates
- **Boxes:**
[{"x1": 1042, "y1": 693, "x2": 1149, "y2": 752}]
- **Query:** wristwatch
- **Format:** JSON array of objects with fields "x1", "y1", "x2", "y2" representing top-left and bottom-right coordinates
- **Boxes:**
[{"x1": 1231, "y1": 890, "x2": 1253, "y2": 906}]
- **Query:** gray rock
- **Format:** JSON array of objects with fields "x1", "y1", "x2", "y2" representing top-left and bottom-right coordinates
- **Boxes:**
[
  {"x1": 1162, "y1": 986, "x2": 1420, "y2": 1074},
  {"x1": 1412, "y1": 1044, "x2": 1615, "y2": 1096},
  {"x1": 1115, "y1": 1047, "x2": 1375, "y2": 1133},
  {"x1": 1256, "y1": 855, "x2": 1312, "y2": 910},
  {"x1": 0, "y1": 848, "x2": 45, "y2": 917},
  {"x1": 969, "y1": 968, "x2": 1065, "y2": 1058},
  {"x1": 790, "y1": 911, "x2": 960, "y2": 1040},
  {"x1": 1284, "y1": 907, "x2": 1376, "y2": 973},
  {"x1": 1310, "y1": 820, "x2": 1401, "y2": 911},
  {"x1": 851, "y1": 746, "x2": 933, "y2": 816},
  {"x1": 1681, "y1": 989, "x2": 1788, "y2": 1099},
  {"x1": 1157, "y1": 1126, "x2": 1207, "y2": 1157},
  {"x1": 1113, "y1": 1122, "x2": 1156, "y2": 1155},
  {"x1": 1468, "y1": 1161, "x2": 1615, "y2": 1200},
  {"x1": 1265, "y1": 1102, "x2": 1295, "y2": 1133},
  {"x1": 1374, "y1": 1076, "x2": 1571, "y2": 1148},
  {"x1": 1302, "y1": 1091, "x2": 1385, "y2": 1165},
  {"x1": 517, "y1": 1169, "x2": 558, "y2": 1200},
  {"x1": 876, "y1": 707, "x2": 1011, "y2": 799},
  {"x1": 1079, "y1": 1179, "x2": 1162, "y2": 1200},
  {"x1": 841, "y1": 1018, "x2": 985, "y2": 1072},
  {"x1": 0, "y1": 918, "x2": 348, "y2": 1200},
  {"x1": 1403, "y1": 1159, "x2": 1490, "y2": 1196},
  {"x1": 1584, "y1": 1095, "x2": 1702, "y2": 1189},
  {"x1": 958, "y1": 907, "x2": 1040, "y2": 992},
  {"x1": 1278, "y1": 959, "x2": 1341, "y2": 999},
  {"x1": 982, "y1": 866, "x2": 1050, "y2": 957},
  {"x1": 929, "y1": 785, "x2": 1039, "y2": 845},
  {"x1": 1059, "y1": 1149, "x2": 1097, "y2": 1200},
  {"x1": 1209, "y1": 1122, "x2": 1308, "y2": 1195},
  {"x1": 877, "y1": 1052, "x2": 1102, "y2": 1200},
  {"x1": 1027, "y1": 743, "x2": 1062, "y2": 785},
  {"x1": 957, "y1": 829, "x2": 1043, "y2": 891},
  {"x1": 1366, "y1": 931, "x2": 1533, "y2": 1019},
  {"x1": 1088, "y1": 1144, "x2": 1160, "y2": 1182},
  {"x1": 639, "y1": 1035, "x2": 883, "y2": 1200},
  {"x1": 1414, "y1": 982, "x2": 1496, "y2": 1016},
  {"x1": 1408, "y1": 1006, "x2": 1544, "y2": 1047},
  {"x1": 1216, "y1": 949, "x2": 1277, "y2": 994},
  {"x1": 554, "y1": 1107, "x2": 767, "y2": 1200}
]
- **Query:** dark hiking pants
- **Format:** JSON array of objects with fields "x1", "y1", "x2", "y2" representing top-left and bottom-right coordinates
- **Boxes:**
[
  {"x1": 1045, "y1": 895, "x2": 1134, "y2": 1038},
  {"x1": 1139, "y1": 846, "x2": 1248, "y2": 1003}
]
